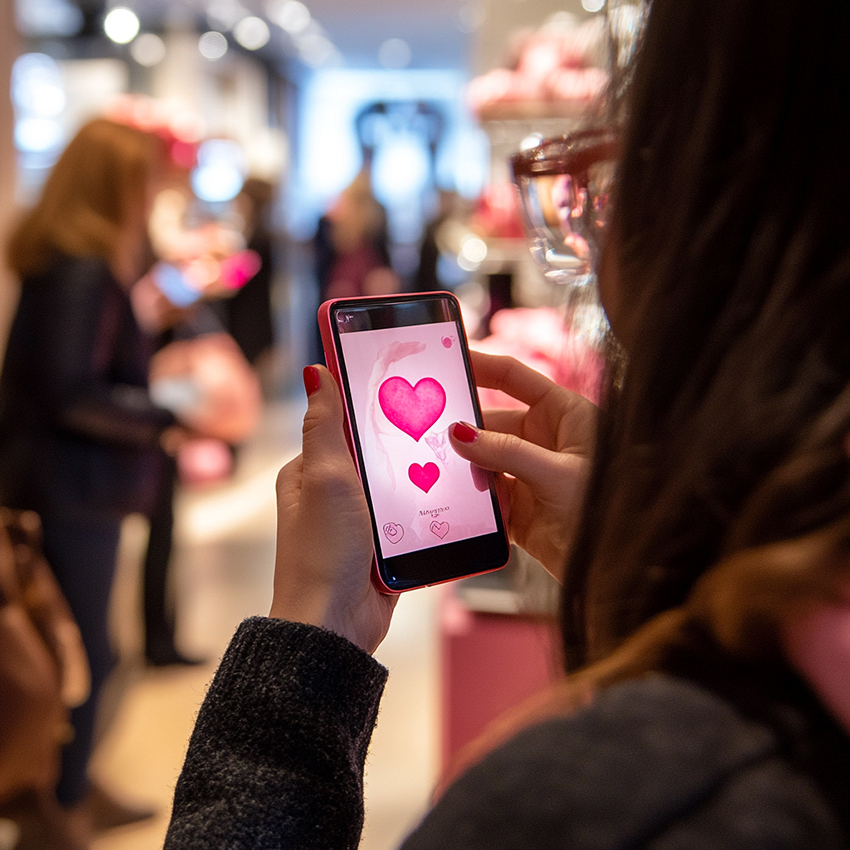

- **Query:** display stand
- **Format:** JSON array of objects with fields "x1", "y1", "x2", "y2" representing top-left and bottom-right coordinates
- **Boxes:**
[{"x1": 438, "y1": 548, "x2": 561, "y2": 776}]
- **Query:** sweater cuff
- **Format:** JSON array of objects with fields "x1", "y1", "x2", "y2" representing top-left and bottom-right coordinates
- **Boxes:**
[{"x1": 203, "y1": 616, "x2": 389, "y2": 744}]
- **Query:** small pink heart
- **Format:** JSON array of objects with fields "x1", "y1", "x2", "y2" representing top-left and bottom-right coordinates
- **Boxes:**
[
  {"x1": 430, "y1": 520, "x2": 449, "y2": 539},
  {"x1": 379, "y1": 376, "x2": 446, "y2": 442},
  {"x1": 409, "y1": 462, "x2": 440, "y2": 493},
  {"x1": 441, "y1": 336, "x2": 453, "y2": 348}
]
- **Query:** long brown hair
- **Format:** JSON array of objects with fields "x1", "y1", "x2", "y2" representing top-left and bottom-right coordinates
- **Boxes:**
[
  {"x1": 562, "y1": 0, "x2": 850, "y2": 674},
  {"x1": 439, "y1": 2, "x2": 850, "y2": 789},
  {"x1": 6, "y1": 118, "x2": 157, "y2": 280}
]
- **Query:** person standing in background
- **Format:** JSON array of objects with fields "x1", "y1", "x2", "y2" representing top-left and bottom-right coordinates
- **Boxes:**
[
  {"x1": 0, "y1": 117, "x2": 185, "y2": 846},
  {"x1": 314, "y1": 169, "x2": 399, "y2": 303},
  {"x1": 312, "y1": 169, "x2": 399, "y2": 362},
  {"x1": 223, "y1": 177, "x2": 278, "y2": 371}
]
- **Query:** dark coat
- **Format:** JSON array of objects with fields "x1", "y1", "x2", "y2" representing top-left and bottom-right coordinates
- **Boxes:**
[{"x1": 0, "y1": 253, "x2": 174, "y2": 518}]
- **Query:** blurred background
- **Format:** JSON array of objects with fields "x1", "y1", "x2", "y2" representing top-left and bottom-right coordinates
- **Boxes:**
[{"x1": 0, "y1": 0, "x2": 619, "y2": 847}]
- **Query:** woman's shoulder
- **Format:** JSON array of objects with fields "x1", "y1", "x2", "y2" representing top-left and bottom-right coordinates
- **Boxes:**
[
  {"x1": 402, "y1": 675, "x2": 846, "y2": 849},
  {"x1": 20, "y1": 253, "x2": 120, "y2": 309},
  {"x1": 19, "y1": 250, "x2": 111, "y2": 287}
]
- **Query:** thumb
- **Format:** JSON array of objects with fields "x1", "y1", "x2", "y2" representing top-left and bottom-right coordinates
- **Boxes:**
[
  {"x1": 449, "y1": 420, "x2": 571, "y2": 493},
  {"x1": 300, "y1": 364, "x2": 353, "y2": 465}
]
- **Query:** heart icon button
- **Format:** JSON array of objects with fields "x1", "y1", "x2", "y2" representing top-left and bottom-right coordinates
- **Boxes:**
[
  {"x1": 379, "y1": 376, "x2": 446, "y2": 442},
  {"x1": 429, "y1": 520, "x2": 449, "y2": 539},
  {"x1": 382, "y1": 522, "x2": 404, "y2": 544},
  {"x1": 408, "y1": 462, "x2": 440, "y2": 493}
]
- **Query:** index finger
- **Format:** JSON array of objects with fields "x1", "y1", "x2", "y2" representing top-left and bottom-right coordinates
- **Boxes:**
[
  {"x1": 481, "y1": 408, "x2": 526, "y2": 439},
  {"x1": 469, "y1": 350, "x2": 562, "y2": 408}
]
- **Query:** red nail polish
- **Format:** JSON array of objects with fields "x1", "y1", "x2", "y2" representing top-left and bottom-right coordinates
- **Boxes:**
[
  {"x1": 303, "y1": 365, "x2": 320, "y2": 397},
  {"x1": 452, "y1": 421, "x2": 478, "y2": 443}
]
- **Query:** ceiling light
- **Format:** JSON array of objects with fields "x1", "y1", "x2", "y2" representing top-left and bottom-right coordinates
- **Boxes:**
[
  {"x1": 206, "y1": 0, "x2": 245, "y2": 30},
  {"x1": 104, "y1": 7, "x2": 140, "y2": 44},
  {"x1": 191, "y1": 139, "x2": 246, "y2": 203},
  {"x1": 199, "y1": 31, "x2": 229, "y2": 60},
  {"x1": 266, "y1": 0, "x2": 311, "y2": 34},
  {"x1": 581, "y1": 0, "x2": 605, "y2": 11},
  {"x1": 12, "y1": 53, "x2": 66, "y2": 117},
  {"x1": 234, "y1": 16, "x2": 271, "y2": 50},
  {"x1": 131, "y1": 33, "x2": 167, "y2": 66}
]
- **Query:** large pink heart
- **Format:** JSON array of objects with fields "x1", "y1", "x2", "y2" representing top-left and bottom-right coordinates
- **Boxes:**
[
  {"x1": 379, "y1": 376, "x2": 446, "y2": 442},
  {"x1": 409, "y1": 462, "x2": 440, "y2": 493}
]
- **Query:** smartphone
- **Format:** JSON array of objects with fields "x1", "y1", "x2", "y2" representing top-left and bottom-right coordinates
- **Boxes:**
[
  {"x1": 150, "y1": 262, "x2": 202, "y2": 307},
  {"x1": 319, "y1": 292, "x2": 510, "y2": 593},
  {"x1": 220, "y1": 249, "x2": 262, "y2": 290}
]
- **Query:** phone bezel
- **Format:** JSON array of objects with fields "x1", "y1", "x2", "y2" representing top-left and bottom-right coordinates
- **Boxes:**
[{"x1": 320, "y1": 292, "x2": 510, "y2": 593}]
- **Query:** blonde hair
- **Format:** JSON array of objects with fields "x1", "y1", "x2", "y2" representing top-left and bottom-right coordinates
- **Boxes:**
[{"x1": 6, "y1": 118, "x2": 158, "y2": 278}]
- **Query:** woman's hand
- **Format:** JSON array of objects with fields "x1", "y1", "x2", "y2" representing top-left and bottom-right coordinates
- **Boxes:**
[
  {"x1": 269, "y1": 365, "x2": 397, "y2": 653},
  {"x1": 450, "y1": 351, "x2": 597, "y2": 581}
]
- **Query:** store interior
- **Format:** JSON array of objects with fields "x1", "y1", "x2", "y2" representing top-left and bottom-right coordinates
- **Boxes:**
[{"x1": 0, "y1": 0, "x2": 635, "y2": 847}]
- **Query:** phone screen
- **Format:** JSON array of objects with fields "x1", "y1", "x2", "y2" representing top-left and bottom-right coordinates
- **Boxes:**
[
  {"x1": 151, "y1": 263, "x2": 202, "y2": 307},
  {"x1": 326, "y1": 293, "x2": 509, "y2": 591}
]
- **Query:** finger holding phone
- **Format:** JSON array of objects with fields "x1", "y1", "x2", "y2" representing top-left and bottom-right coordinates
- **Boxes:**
[
  {"x1": 449, "y1": 351, "x2": 597, "y2": 581},
  {"x1": 270, "y1": 364, "x2": 397, "y2": 653}
]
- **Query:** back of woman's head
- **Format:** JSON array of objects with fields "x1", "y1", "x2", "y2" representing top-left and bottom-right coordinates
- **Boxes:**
[
  {"x1": 564, "y1": 0, "x2": 850, "y2": 671},
  {"x1": 7, "y1": 117, "x2": 156, "y2": 276}
]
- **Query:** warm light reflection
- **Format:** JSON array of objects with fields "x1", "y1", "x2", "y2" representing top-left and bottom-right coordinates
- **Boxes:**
[
  {"x1": 459, "y1": 235, "x2": 487, "y2": 268},
  {"x1": 519, "y1": 133, "x2": 544, "y2": 151}
]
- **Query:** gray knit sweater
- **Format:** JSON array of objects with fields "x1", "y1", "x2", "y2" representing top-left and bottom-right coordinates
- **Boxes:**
[{"x1": 165, "y1": 617, "x2": 850, "y2": 849}]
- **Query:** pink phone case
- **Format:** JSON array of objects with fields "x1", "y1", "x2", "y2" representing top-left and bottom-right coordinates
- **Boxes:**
[{"x1": 318, "y1": 292, "x2": 509, "y2": 594}]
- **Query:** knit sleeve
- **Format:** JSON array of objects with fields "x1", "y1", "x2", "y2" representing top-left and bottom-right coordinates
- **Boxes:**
[{"x1": 164, "y1": 616, "x2": 389, "y2": 850}]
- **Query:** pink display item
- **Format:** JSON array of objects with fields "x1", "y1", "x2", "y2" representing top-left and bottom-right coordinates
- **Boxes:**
[{"x1": 783, "y1": 583, "x2": 850, "y2": 733}]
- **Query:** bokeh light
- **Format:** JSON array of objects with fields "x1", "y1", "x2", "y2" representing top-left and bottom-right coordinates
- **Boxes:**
[
  {"x1": 103, "y1": 7, "x2": 141, "y2": 44},
  {"x1": 191, "y1": 138, "x2": 247, "y2": 203},
  {"x1": 234, "y1": 16, "x2": 271, "y2": 50},
  {"x1": 199, "y1": 31, "x2": 229, "y2": 60},
  {"x1": 131, "y1": 33, "x2": 167, "y2": 66},
  {"x1": 266, "y1": 0, "x2": 311, "y2": 34}
]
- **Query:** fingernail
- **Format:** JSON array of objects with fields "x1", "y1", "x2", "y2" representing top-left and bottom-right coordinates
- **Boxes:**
[
  {"x1": 303, "y1": 365, "x2": 320, "y2": 397},
  {"x1": 452, "y1": 421, "x2": 478, "y2": 443}
]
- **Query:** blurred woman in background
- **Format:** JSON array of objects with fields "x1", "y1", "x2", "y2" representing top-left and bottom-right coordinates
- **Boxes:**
[{"x1": 0, "y1": 117, "x2": 178, "y2": 844}]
